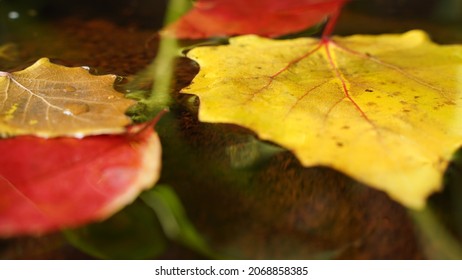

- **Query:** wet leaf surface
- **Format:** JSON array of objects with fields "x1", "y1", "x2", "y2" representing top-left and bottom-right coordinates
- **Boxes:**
[
  {"x1": 1, "y1": 0, "x2": 461, "y2": 259},
  {"x1": 0, "y1": 122, "x2": 161, "y2": 237},
  {"x1": 0, "y1": 58, "x2": 135, "y2": 138},
  {"x1": 182, "y1": 30, "x2": 462, "y2": 209}
]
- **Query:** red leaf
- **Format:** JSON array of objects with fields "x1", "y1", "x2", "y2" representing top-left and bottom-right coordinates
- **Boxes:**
[
  {"x1": 163, "y1": 0, "x2": 347, "y2": 39},
  {"x1": 0, "y1": 123, "x2": 161, "y2": 237}
]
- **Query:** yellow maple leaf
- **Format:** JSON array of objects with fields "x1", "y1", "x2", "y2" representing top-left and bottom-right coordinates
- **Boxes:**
[
  {"x1": 0, "y1": 58, "x2": 135, "y2": 138},
  {"x1": 181, "y1": 30, "x2": 462, "y2": 209}
]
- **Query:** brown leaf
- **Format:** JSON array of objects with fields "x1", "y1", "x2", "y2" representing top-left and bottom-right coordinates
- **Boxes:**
[{"x1": 0, "y1": 58, "x2": 135, "y2": 138}]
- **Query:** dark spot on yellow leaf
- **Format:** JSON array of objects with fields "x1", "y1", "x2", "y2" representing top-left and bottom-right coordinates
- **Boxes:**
[
  {"x1": 389, "y1": 92, "x2": 401, "y2": 97},
  {"x1": 437, "y1": 157, "x2": 447, "y2": 168},
  {"x1": 183, "y1": 31, "x2": 462, "y2": 209}
]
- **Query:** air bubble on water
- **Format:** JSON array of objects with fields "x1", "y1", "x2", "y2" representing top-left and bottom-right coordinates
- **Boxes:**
[{"x1": 8, "y1": 11, "x2": 19, "y2": 20}]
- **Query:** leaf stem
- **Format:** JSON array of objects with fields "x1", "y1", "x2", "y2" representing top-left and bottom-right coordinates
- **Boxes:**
[
  {"x1": 145, "y1": 36, "x2": 179, "y2": 110},
  {"x1": 163, "y1": 0, "x2": 192, "y2": 25},
  {"x1": 410, "y1": 206, "x2": 462, "y2": 259},
  {"x1": 143, "y1": 0, "x2": 191, "y2": 113},
  {"x1": 322, "y1": 2, "x2": 346, "y2": 38}
]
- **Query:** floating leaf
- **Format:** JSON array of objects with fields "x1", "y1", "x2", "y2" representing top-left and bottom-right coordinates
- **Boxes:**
[
  {"x1": 163, "y1": 0, "x2": 346, "y2": 39},
  {"x1": 0, "y1": 122, "x2": 161, "y2": 237},
  {"x1": 0, "y1": 58, "x2": 135, "y2": 138},
  {"x1": 181, "y1": 30, "x2": 462, "y2": 209}
]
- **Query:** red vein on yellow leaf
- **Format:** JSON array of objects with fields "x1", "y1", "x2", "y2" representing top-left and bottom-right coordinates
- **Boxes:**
[
  {"x1": 247, "y1": 42, "x2": 324, "y2": 103},
  {"x1": 323, "y1": 41, "x2": 373, "y2": 125},
  {"x1": 324, "y1": 95, "x2": 348, "y2": 122},
  {"x1": 331, "y1": 41, "x2": 452, "y2": 101},
  {"x1": 321, "y1": 6, "x2": 341, "y2": 38},
  {"x1": 284, "y1": 80, "x2": 329, "y2": 119}
]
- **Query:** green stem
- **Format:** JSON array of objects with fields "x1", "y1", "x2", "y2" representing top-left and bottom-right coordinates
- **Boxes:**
[
  {"x1": 146, "y1": 36, "x2": 178, "y2": 110},
  {"x1": 410, "y1": 206, "x2": 462, "y2": 259},
  {"x1": 163, "y1": 0, "x2": 192, "y2": 25},
  {"x1": 144, "y1": 0, "x2": 191, "y2": 112}
]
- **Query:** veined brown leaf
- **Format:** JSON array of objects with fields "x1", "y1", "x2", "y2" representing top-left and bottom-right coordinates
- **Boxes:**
[{"x1": 0, "y1": 58, "x2": 135, "y2": 138}]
